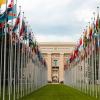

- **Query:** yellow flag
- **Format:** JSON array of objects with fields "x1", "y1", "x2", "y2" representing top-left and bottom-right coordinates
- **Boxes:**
[{"x1": 0, "y1": 0, "x2": 6, "y2": 7}]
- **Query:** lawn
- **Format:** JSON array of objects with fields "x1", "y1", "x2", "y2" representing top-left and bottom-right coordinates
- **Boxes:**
[{"x1": 19, "y1": 84, "x2": 98, "y2": 100}]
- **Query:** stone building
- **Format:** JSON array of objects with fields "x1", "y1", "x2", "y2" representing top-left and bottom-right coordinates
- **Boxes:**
[{"x1": 38, "y1": 42, "x2": 75, "y2": 83}]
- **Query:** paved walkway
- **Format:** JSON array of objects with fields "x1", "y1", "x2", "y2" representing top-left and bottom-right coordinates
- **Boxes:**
[{"x1": 20, "y1": 84, "x2": 97, "y2": 100}]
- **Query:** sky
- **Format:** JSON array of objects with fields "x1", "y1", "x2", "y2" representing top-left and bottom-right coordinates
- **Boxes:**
[{"x1": 1, "y1": 0, "x2": 100, "y2": 43}]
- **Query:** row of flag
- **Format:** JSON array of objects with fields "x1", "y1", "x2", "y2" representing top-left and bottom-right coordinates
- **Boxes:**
[
  {"x1": 0, "y1": 1, "x2": 47, "y2": 100},
  {"x1": 64, "y1": 7, "x2": 100, "y2": 99},
  {"x1": 0, "y1": 0, "x2": 46, "y2": 67},
  {"x1": 65, "y1": 7, "x2": 100, "y2": 68}
]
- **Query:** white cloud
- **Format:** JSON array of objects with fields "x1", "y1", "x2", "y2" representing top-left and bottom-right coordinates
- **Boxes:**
[{"x1": 1, "y1": 0, "x2": 100, "y2": 43}]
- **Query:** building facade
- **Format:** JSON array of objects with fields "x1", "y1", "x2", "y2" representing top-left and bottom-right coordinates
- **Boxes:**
[{"x1": 38, "y1": 42, "x2": 75, "y2": 83}]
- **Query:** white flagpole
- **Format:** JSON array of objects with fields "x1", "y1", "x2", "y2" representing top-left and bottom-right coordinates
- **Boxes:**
[
  {"x1": 98, "y1": 12, "x2": 100, "y2": 99},
  {"x1": 17, "y1": 5, "x2": 21, "y2": 99},
  {"x1": 97, "y1": 6, "x2": 100, "y2": 99},
  {"x1": 8, "y1": 25, "x2": 11, "y2": 100},
  {"x1": 13, "y1": 0, "x2": 17, "y2": 99},
  {"x1": 0, "y1": 21, "x2": 4, "y2": 98},
  {"x1": 3, "y1": 0, "x2": 8, "y2": 100},
  {"x1": 0, "y1": 6, "x2": 2, "y2": 98},
  {"x1": 21, "y1": 12, "x2": 25, "y2": 97},
  {"x1": 21, "y1": 40, "x2": 23, "y2": 97},
  {"x1": 91, "y1": 40, "x2": 94, "y2": 96}
]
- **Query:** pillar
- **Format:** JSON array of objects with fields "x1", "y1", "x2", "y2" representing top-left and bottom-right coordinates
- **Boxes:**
[
  {"x1": 59, "y1": 53, "x2": 64, "y2": 83},
  {"x1": 47, "y1": 53, "x2": 52, "y2": 83}
]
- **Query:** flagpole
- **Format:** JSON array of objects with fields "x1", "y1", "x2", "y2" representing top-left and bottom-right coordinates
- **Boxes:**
[
  {"x1": 13, "y1": 0, "x2": 17, "y2": 99},
  {"x1": 9, "y1": 14, "x2": 13, "y2": 100},
  {"x1": 3, "y1": 0, "x2": 8, "y2": 99},
  {"x1": 98, "y1": 6, "x2": 100, "y2": 99},
  {"x1": 17, "y1": 5, "x2": 21, "y2": 99},
  {"x1": 8, "y1": 25, "x2": 11, "y2": 100},
  {"x1": 94, "y1": 10, "x2": 98, "y2": 98},
  {"x1": 0, "y1": 6, "x2": 2, "y2": 97},
  {"x1": 20, "y1": 12, "x2": 25, "y2": 97},
  {"x1": 21, "y1": 40, "x2": 23, "y2": 97},
  {"x1": 0, "y1": 8, "x2": 4, "y2": 98},
  {"x1": 97, "y1": 6, "x2": 100, "y2": 99}
]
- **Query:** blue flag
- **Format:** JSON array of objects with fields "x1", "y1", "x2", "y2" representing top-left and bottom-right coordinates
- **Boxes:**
[
  {"x1": 8, "y1": 4, "x2": 16, "y2": 20},
  {"x1": 0, "y1": 4, "x2": 16, "y2": 23}
]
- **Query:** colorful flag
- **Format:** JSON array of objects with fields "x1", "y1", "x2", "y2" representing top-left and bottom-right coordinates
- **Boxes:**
[
  {"x1": 0, "y1": 4, "x2": 14, "y2": 23},
  {"x1": 8, "y1": 4, "x2": 17, "y2": 20},
  {"x1": 20, "y1": 19, "x2": 25, "y2": 36},
  {"x1": 0, "y1": 22, "x2": 5, "y2": 28},
  {"x1": 83, "y1": 36, "x2": 87, "y2": 48},
  {"x1": 13, "y1": 12, "x2": 20, "y2": 32},
  {"x1": 0, "y1": 0, "x2": 5, "y2": 7},
  {"x1": 23, "y1": 25, "x2": 27, "y2": 40},
  {"x1": 96, "y1": 12, "x2": 99, "y2": 32},
  {"x1": 79, "y1": 37, "x2": 82, "y2": 46},
  {"x1": 89, "y1": 25, "x2": 92, "y2": 41},
  {"x1": 8, "y1": 0, "x2": 14, "y2": 8},
  {"x1": 92, "y1": 22, "x2": 97, "y2": 38}
]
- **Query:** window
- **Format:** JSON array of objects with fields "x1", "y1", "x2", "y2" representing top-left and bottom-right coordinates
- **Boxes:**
[{"x1": 53, "y1": 59, "x2": 58, "y2": 67}]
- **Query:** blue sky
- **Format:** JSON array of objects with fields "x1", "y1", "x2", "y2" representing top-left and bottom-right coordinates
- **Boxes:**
[{"x1": 1, "y1": 0, "x2": 100, "y2": 42}]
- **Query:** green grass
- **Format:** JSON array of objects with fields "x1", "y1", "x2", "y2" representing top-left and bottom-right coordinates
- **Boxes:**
[{"x1": 19, "y1": 84, "x2": 98, "y2": 100}]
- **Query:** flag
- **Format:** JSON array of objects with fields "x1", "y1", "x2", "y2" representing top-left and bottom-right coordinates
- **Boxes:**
[
  {"x1": 89, "y1": 25, "x2": 92, "y2": 41},
  {"x1": 79, "y1": 37, "x2": 82, "y2": 46},
  {"x1": 99, "y1": 18, "x2": 100, "y2": 29},
  {"x1": 84, "y1": 29, "x2": 87, "y2": 37},
  {"x1": 0, "y1": 22, "x2": 5, "y2": 36},
  {"x1": 0, "y1": 0, "x2": 5, "y2": 7},
  {"x1": 0, "y1": 22, "x2": 5, "y2": 28},
  {"x1": 29, "y1": 32, "x2": 33, "y2": 46},
  {"x1": 13, "y1": 12, "x2": 20, "y2": 32},
  {"x1": 96, "y1": 12, "x2": 99, "y2": 32},
  {"x1": 20, "y1": 19, "x2": 25, "y2": 36},
  {"x1": 8, "y1": 4, "x2": 17, "y2": 20},
  {"x1": 0, "y1": 4, "x2": 14, "y2": 23},
  {"x1": 8, "y1": 0, "x2": 14, "y2": 8},
  {"x1": 92, "y1": 22, "x2": 97, "y2": 39},
  {"x1": 83, "y1": 36, "x2": 87, "y2": 48},
  {"x1": 23, "y1": 25, "x2": 27, "y2": 40}
]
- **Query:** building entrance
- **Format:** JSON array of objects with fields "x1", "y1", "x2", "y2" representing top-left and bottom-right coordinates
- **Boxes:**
[{"x1": 52, "y1": 67, "x2": 59, "y2": 83}]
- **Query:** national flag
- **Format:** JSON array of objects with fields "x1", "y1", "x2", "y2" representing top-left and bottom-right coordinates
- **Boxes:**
[
  {"x1": 0, "y1": 22, "x2": 5, "y2": 28},
  {"x1": 0, "y1": 22, "x2": 5, "y2": 36},
  {"x1": 96, "y1": 12, "x2": 99, "y2": 32},
  {"x1": 74, "y1": 49, "x2": 78, "y2": 58},
  {"x1": 0, "y1": 4, "x2": 14, "y2": 23},
  {"x1": 83, "y1": 36, "x2": 87, "y2": 48},
  {"x1": 92, "y1": 22, "x2": 97, "y2": 38},
  {"x1": 8, "y1": 0, "x2": 14, "y2": 8},
  {"x1": 20, "y1": 19, "x2": 25, "y2": 36},
  {"x1": 13, "y1": 12, "x2": 20, "y2": 32},
  {"x1": 29, "y1": 32, "x2": 32, "y2": 40},
  {"x1": 79, "y1": 37, "x2": 82, "y2": 46},
  {"x1": 99, "y1": 19, "x2": 100, "y2": 29},
  {"x1": 89, "y1": 25, "x2": 92, "y2": 41},
  {"x1": 29, "y1": 32, "x2": 33, "y2": 46},
  {"x1": 8, "y1": 4, "x2": 17, "y2": 20},
  {"x1": 23, "y1": 25, "x2": 27, "y2": 40},
  {"x1": 0, "y1": 0, "x2": 5, "y2": 7},
  {"x1": 84, "y1": 29, "x2": 87, "y2": 37}
]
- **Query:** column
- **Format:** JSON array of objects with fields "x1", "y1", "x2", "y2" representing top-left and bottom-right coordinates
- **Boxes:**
[
  {"x1": 47, "y1": 53, "x2": 52, "y2": 83},
  {"x1": 59, "y1": 53, "x2": 64, "y2": 83}
]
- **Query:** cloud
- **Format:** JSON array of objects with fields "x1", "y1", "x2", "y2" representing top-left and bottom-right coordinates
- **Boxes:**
[{"x1": 1, "y1": 0, "x2": 100, "y2": 42}]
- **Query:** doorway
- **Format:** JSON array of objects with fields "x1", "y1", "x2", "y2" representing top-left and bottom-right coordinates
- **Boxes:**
[{"x1": 52, "y1": 67, "x2": 59, "y2": 83}]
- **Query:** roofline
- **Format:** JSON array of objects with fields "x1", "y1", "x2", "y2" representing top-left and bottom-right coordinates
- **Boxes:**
[{"x1": 38, "y1": 42, "x2": 76, "y2": 46}]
